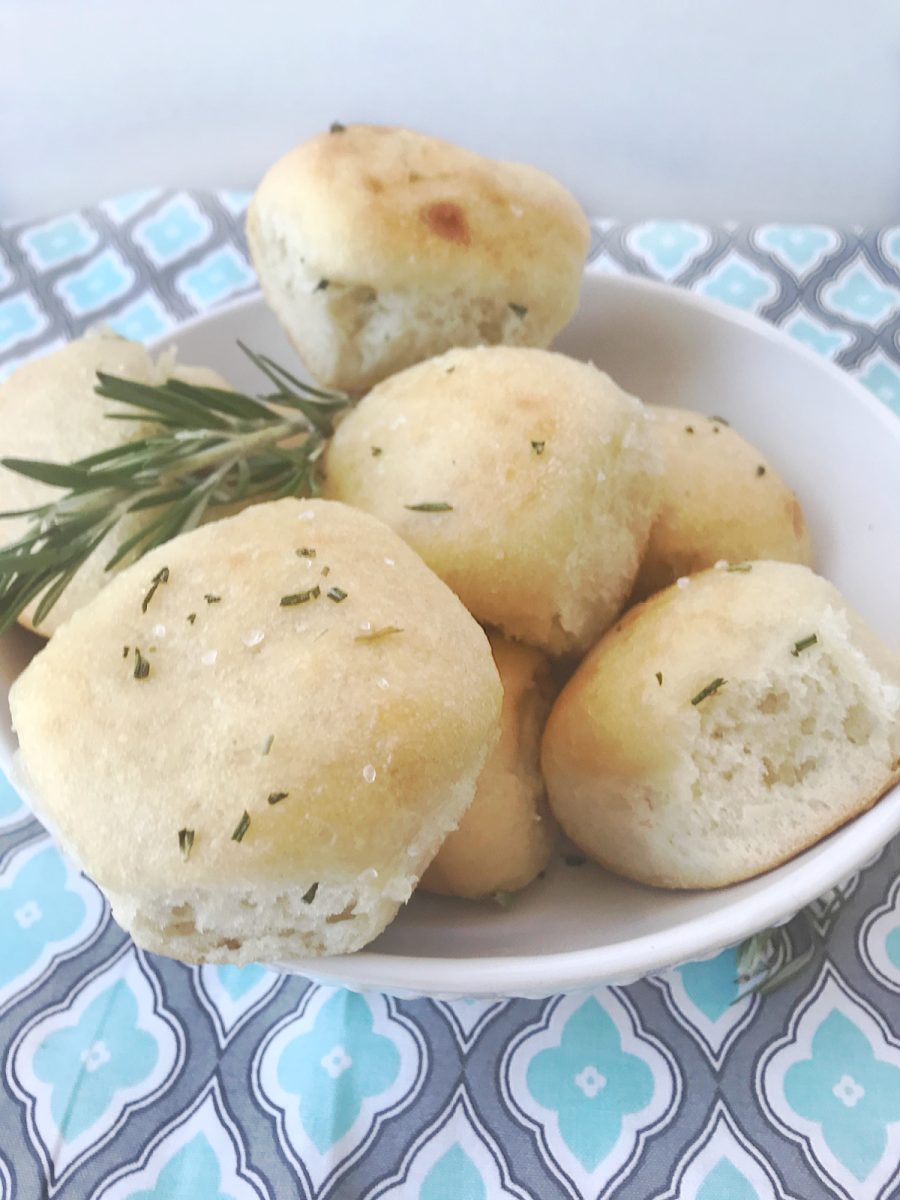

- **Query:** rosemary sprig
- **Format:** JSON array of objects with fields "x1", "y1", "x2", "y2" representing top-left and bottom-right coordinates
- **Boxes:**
[
  {"x1": 734, "y1": 886, "x2": 851, "y2": 1000},
  {"x1": 0, "y1": 344, "x2": 352, "y2": 634}
]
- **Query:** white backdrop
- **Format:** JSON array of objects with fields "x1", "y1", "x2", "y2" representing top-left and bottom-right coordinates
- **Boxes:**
[{"x1": 2, "y1": 0, "x2": 899, "y2": 223}]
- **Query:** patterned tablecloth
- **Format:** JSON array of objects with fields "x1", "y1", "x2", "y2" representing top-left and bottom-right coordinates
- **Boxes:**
[{"x1": 1, "y1": 194, "x2": 899, "y2": 1200}]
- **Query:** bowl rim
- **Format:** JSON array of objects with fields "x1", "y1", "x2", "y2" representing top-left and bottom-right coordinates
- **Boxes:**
[
  {"x1": 3, "y1": 272, "x2": 896, "y2": 999},
  {"x1": 154, "y1": 270, "x2": 900, "y2": 444}
]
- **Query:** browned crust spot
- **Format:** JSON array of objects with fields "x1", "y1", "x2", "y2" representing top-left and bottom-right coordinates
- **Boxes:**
[{"x1": 421, "y1": 201, "x2": 471, "y2": 245}]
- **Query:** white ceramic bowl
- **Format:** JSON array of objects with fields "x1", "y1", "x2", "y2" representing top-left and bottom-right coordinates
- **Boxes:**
[{"x1": 1, "y1": 274, "x2": 898, "y2": 999}]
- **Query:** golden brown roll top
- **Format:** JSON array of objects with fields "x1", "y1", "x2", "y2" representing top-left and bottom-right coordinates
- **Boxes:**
[{"x1": 246, "y1": 125, "x2": 590, "y2": 391}]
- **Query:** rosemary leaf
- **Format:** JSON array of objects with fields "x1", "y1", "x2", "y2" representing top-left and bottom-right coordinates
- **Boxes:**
[
  {"x1": 280, "y1": 586, "x2": 320, "y2": 607},
  {"x1": 231, "y1": 811, "x2": 251, "y2": 842},
  {"x1": 744, "y1": 950, "x2": 816, "y2": 997},
  {"x1": 791, "y1": 633, "x2": 818, "y2": 657},
  {"x1": 404, "y1": 502, "x2": 453, "y2": 512},
  {"x1": 141, "y1": 566, "x2": 169, "y2": 613},
  {"x1": 691, "y1": 677, "x2": 726, "y2": 705},
  {"x1": 178, "y1": 828, "x2": 195, "y2": 862},
  {"x1": 1, "y1": 458, "x2": 124, "y2": 490},
  {"x1": 733, "y1": 896, "x2": 844, "y2": 1002}
]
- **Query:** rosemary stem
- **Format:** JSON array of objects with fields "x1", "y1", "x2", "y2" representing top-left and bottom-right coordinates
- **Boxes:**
[{"x1": 149, "y1": 418, "x2": 310, "y2": 478}]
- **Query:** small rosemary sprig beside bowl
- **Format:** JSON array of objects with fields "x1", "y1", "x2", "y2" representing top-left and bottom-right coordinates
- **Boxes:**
[
  {"x1": 0, "y1": 344, "x2": 352, "y2": 634},
  {"x1": 733, "y1": 884, "x2": 851, "y2": 1000}
]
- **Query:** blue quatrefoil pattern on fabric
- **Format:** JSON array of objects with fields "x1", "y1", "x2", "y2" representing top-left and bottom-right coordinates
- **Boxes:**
[
  {"x1": 820, "y1": 259, "x2": 900, "y2": 329},
  {"x1": 0, "y1": 190, "x2": 257, "y2": 381},
  {"x1": 434, "y1": 997, "x2": 509, "y2": 1054},
  {"x1": 9, "y1": 944, "x2": 184, "y2": 1187},
  {"x1": 625, "y1": 221, "x2": 712, "y2": 281},
  {"x1": 1, "y1": 199, "x2": 900, "y2": 1199},
  {"x1": 100, "y1": 190, "x2": 163, "y2": 225},
  {"x1": 132, "y1": 196, "x2": 213, "y2": 268},
  {"x1": 19, "y1": 215, "x2": 99, "y2": 272},
  {"x1": 370, "y1": 1087, "x2": 531, "y2": 1200},
  {"x1": 760, "y1": 966, "x2": 900, "y2": 1199},
  {"x1": 861, "y1": 874, "x2": 900, "y2": 994},
  {"x1": 651, "y1": 945, "x2": 759, "y2": 1068},
  {"x1": 0, "y1": 835, "x2": 106, "y2": 1010},
  {"x1": 503, "y1": 990, "x2": 680, "y2": 1195},
  {"x1": 857, "y1": 352, "x2": 900, "y2": 417},
  {"x1": 753, "y1": 224, "x2": 841, "y2": 278},
  {"x1": 780, "y1": 311, "x2": 855, "y2": 358},
  {"x1": 655, "y1": 1102, "x2": 801, "y2": 1200},
  {"x1": 193, "y1": 962, "x2": 284, "y2": 1046},
  {"x1": 0, "y1": 292, "x2": 49, "y2": 357},
  {"x1": 54, "y1": 249, "x2": 136, "y2": 317},
  {"x1": 697, "y1": 255, "x2": 779, "y2": 312},
  {"x1": 106, "y1": 294, "x2": 175, "y2": 343},
  {"x1": 255, "y1": 985, "x2": 425, "y2": 1193},
  {"x1": 176, "y1": 247, "x2": 255, "y2": 309},
  {"x1": 94, "y1": 1081, "x2": 266, "y2": 1200}
]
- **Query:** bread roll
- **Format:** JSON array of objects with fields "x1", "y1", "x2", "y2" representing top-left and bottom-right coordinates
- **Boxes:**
[
  {"x1": 542, "y1": 561, "x2": 900, "y2": 889},
  {"x1": 421, "y1": 631, "x2": 557, "y2": 899},
  {"x1": 632, "y1": 407, "x2": 813, "y2": 601},
  {"x1": 246, "y1": 124, "x2": 590, "y2": 392},
  {"x1": 10, "y1": 499, "x2": 502, "y2": 963},
  {"x1": 0, "y1": 329, "x2": 230, "y2": 636},
  {"x1": 324, "y1": 346, "x2": 660, "y2": 654}
]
